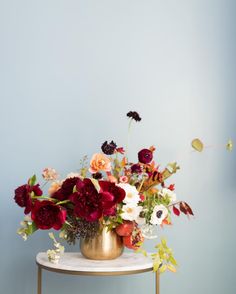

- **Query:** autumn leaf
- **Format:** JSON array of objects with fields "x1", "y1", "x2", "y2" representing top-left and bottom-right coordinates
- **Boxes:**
[
  {"x1": 226, "y1": 139, "x2": 233, "y2": 152},
  {"x1": 179, "y1": 202, "x2": 194, "y2": 216},
  {"x1": 191, "y1": 138, "x2": 204, "y2": 152},
  {"x1": 173, "y1": 206, "x2": 180, "y2": 216}
]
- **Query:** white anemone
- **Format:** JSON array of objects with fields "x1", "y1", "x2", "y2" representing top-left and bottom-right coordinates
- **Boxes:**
[
  {"x1": 150, "y1": 204, "x2": 168, "y2": 225},
  {"x1": 121, "y1": 204, "x2": 143, "y2": 221},
  {"x1": 118, "y1": 183, "x2": 140, "y2": 204}
]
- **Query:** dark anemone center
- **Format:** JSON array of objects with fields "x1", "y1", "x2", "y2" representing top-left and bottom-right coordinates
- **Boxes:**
[{"x1": 156, "y1": 210, "x2": 163, "y2": 218}]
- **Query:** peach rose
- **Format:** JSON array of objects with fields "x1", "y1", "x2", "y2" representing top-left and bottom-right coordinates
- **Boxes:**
[
  {"x1": 89, "y1": 153, "x2": 111, "y2": 174},
  {"x1": 48, "y1": 181, "x2": 62, "y2": 196}
]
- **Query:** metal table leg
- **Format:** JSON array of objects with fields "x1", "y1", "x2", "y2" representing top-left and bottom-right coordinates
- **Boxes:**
[
  {"x1": 37, "y1": 266, "x2": 42, "y2": 294},
  {"x1": 156, "y1": 271, "x2": 159, "y2": 294}
]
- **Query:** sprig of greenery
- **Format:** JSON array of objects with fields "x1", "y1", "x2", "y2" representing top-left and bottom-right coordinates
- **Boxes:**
[{"x1": 152, "y1": 239, "x2": 178, "y2": 273}]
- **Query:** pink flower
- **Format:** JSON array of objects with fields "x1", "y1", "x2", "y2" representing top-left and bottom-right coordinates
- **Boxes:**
[
  {"x1": 119, "y1": 176, "x2": 128, "y2": 183},
  {"x1": 42, "y1": 168, "x2": 59, "y2": 181}
]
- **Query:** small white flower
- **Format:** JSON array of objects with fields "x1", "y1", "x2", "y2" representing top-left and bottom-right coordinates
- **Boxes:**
[
  {"x1": 42, "y1": 168, "x2": 59, "y2": 181},
  {"x1": 118, "y1": 183, "x2": 140, "y2": 204},
  {"x1": 121, "y1": 204, "x2": 143, "y2": 221},
  {"x1": 150, "y1": 204, "x2": 168, "y2": 225},
  {"x1": 159, "y1": 188, "x2": 176, "y2": 203}
]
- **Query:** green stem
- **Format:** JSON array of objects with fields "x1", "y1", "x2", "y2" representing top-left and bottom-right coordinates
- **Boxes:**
[
  {"x1": 126, "y1": 118, "x2": 133, "y2": 160},
  {"x1": 32, "y1": 195, "x2": 57, "y2": 202},
  {"x1": 56, "y1": 200, "x2": 70, "y2": 206}
]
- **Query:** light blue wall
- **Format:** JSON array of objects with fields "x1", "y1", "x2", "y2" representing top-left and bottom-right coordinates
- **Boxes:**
[{"x1": 1, "y1": 1, "x2": 236, "y2": 293}]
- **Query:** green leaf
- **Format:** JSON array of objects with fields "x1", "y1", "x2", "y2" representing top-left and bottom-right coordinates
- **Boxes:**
[
  {"x1": 169, "y1": 256, "x2": 178, "y2": 266},
  {"x1": 27, "y1": 221, "x2": 38, "y2": 235},
  {"x1": 159, "y1": 264, "x2": 167, "y2": 273},
  {"x1": 28, "y1": 175, "x2": 37, "y2": 186},
  {"x1": 161, "y1": 238, "x2": 167, "y2": 248},
  {"x1": 167, "y1": 264, "x2": 177, "y2": 273}
]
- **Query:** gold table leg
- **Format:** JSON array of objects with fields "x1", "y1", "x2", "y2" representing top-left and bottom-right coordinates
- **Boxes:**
[
  {"x1": 156, "y1": 271, "x2": 159, "y2": 294},
  {"x1": 37, "y1": 266, "x2": 42, "y2": 294}
]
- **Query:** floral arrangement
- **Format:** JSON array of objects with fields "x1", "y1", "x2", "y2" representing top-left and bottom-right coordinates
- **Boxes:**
[{"x1": 14, "y1": 111, "x2": 194, "y2": 273}]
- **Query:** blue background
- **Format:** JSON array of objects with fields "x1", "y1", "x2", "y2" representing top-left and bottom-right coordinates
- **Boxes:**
[{"x1": 1, "y1": 1, "x2": 236, "y2": 293}]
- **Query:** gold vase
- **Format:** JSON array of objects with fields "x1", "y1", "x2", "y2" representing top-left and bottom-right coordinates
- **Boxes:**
[{"x1": 80, "y1": 227, "x2": 124, "y2": 260}]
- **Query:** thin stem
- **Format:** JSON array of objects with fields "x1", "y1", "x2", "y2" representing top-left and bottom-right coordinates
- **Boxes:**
[
  {"x1": 126, "y1": 118, "x2": 133, "y2": 160},
  {"x1": 32, "y1": 195, "x2": 57, "y2": 202},
  {"x1": 168, "y1": 201, "x2": 181, "y2": 208},
  {"x1": 56, "y1": 200, "x2": 70, "y2": 206},
  {"x1": 138, "y1": 177, "x2": 145, "y2": 193}
]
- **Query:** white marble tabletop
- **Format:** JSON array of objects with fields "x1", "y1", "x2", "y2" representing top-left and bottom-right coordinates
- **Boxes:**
[{"x1": 36, "y1": 252, "x2": 153, "y2": 273}]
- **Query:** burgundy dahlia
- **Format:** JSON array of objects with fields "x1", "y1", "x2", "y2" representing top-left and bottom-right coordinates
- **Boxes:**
[
  {"x1": 138, "y1": 149, "x2": 153, "y2": 164},
  {"x1": 14, "y1": 183, "x2": 43, "y2": 214},
  {"x1": 101, "y1": 140, "x2": 117, "y2": 155},
  {"x1": 127, "y1": 111, "x2": 141, "y2": 122},
  {"x1": 99, "y1": 180, "x2": 125, "y2": 215},
  {"x1": 31, "y1": 200, "x2": 66, "y2": 230},
  {"x1": 69, "y1": 178, "x2": 126, "y2": 221},
  {"x1": 131, "y1": 164, "x2": 142, "y2": 174},
  {"x1": 52, "y1": 177, "x2": 80, "y2": 201},
  {"x1": 69, "y1": 178, "x2": 102, "y2": 222}
]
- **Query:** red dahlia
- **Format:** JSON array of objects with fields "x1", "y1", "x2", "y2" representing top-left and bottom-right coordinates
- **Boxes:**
[{"x1": 52, "y1": 177, "x2": 80, "y2": 201}]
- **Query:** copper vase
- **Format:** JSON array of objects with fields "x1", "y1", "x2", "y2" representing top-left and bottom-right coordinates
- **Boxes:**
[{"x1": 80, "y1": 227, "x2": 124, "y2": 260}]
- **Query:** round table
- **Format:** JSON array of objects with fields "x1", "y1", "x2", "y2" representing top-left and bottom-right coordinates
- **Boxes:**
[{"x1": 36, "y1": 252, "x2": 159, "y2": 294}]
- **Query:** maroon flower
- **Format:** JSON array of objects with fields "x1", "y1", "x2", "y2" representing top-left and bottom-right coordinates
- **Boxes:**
[
  {"x1": 99, "y1": 181, "x2": 125, "y2": 204},
  {"x1": 70, "y1": 178, "x2": 102, "y2": 222},
  {"x1": 52, "y1": 177, "x2": 80, "y2": 201},
  {"x1": 131, "y1": 164, "x2": 142, "y2": 174},
  {"x1": 14, "y1": 184, "x2": 42, "y2": 214},
  {"x1": 31, "y1": 200, "x2": 66, "y2": 230},
  {"x1": 127, "y1": 111, "x2": 141, "y2": 122},
  {"x1": 138, "y1": 149, "x2": 153, "y2": 164},
  {"x1": 101, "y1": 141, "x2": 117, "y2": 155},
  {"x1": 69, "y1": 178, "x2": 126, "y2": 221}
]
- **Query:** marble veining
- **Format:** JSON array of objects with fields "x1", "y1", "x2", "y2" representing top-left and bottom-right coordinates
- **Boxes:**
[{"x1": 36, "y1": 252, "x2": 153, "y2": 272}]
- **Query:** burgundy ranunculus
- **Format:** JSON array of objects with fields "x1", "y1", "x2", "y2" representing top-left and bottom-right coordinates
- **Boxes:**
[
  {"x1": 131, "y1": 164, "x2": 142, "y2": 174},
  {"x1": 14, "y1": 184, "x2": 43, "y2": 214},
  {"x1": 52, "y1": 177, "x2": 80, "y2": 201},
  {"x1": 138, "y1": 149, "x2": 153, "y2": 164},
  {"x1": 31, "y1": 200, "x2": 66, "y2": 230}
]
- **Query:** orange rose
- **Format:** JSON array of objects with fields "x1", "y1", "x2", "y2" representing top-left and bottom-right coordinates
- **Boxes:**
[{"x1": 89, "y1": 153, "x2": 111, "y2": 174}]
